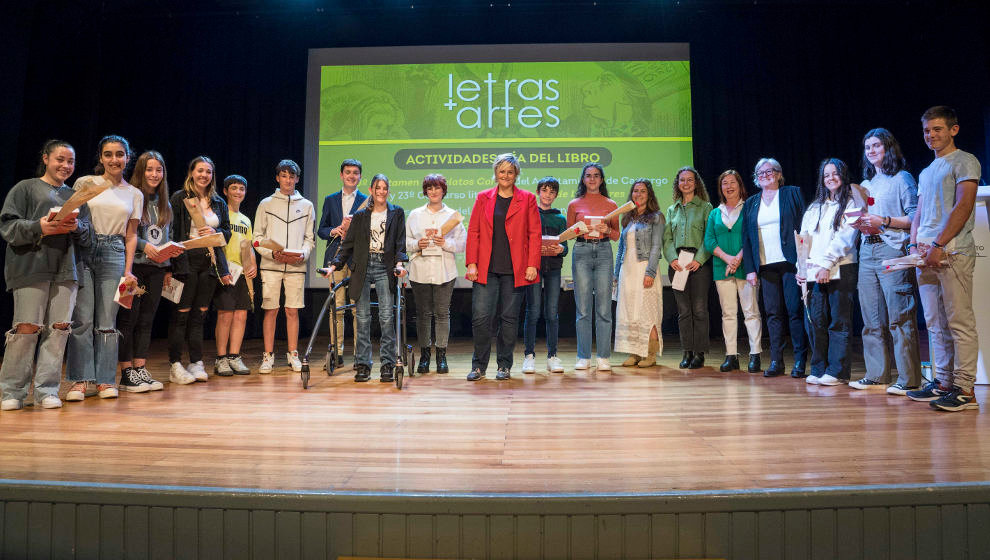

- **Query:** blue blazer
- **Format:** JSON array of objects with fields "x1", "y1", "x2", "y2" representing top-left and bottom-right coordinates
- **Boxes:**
[
  {"x1": 741, "y1": 185, "x2": 806, "y2": 275},
  {"x1": 318, "y1": 189, "x2": 368, "y2": 266}
]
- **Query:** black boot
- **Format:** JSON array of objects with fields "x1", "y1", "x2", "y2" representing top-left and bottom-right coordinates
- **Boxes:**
[
  {"x1": 748, "y1": 353, "x2": 761, "y2": 373},
  {"x1": 719, "y1": 355, "x2": 739, "y2": 372},
  {"x1": 417, "y1": 347, "x2": 431, "y2": 374},
  {"x1": 689, "y1": 352, "x2": 705, "y2": 369},
  {"x1": 791, "y1": 354, "x2": 808, "y2": 378},
  {"x1": 763, "y1": 359, "x2": 785, "y2": 377},
  {"x1": 679, "y1": 351, "x2": 694, "y2": 369},
  {"x1": 436, "y1": 347, "x2": 449, "y2": 374}
]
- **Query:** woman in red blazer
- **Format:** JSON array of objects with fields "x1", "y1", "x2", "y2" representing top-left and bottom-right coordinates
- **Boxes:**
[{"x1": 465, "y1": 153, "x2": 542, "y2": 381}]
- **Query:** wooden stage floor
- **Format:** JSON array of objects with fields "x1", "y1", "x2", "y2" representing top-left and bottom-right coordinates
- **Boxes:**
[{"x1": 1, "y1": 338, "x2": 988, "y2": 495}]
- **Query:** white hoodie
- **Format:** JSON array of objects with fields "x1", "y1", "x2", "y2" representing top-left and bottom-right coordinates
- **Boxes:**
[{"x1": 253, "y1": 189, "x2": 316, "y2": 274}]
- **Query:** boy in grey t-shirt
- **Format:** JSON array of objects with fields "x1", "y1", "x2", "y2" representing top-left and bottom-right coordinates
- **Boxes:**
[{"x1": 907, "y1": 106, "x2": 983, "y2": 412}]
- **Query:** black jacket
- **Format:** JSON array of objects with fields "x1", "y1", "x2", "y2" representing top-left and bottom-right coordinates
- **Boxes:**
[
  {"x1": 330, "y1": 202, "x2": 408, "y2": 302},
  {"x1": 169, "y1": 189, "x2": 231, "y2": 278},
  {"x1": 741, "y1": 185, "x2": 806, "y2": 275}
]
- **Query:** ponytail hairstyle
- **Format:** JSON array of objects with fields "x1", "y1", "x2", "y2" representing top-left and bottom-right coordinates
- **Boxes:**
[
  {"x1": 93, "y1": 134, "x2": 133, "y2": 176},
  {"x1": 182, "y1": 155, "x2": 217, "y2": 199},
  {"x1": 130, "y1": 151, "x2": 173, "y2": 227},
  {"x1": 36, "y1": 139, "x2": 75, "y2": 177},
  {"x1": 811, "y1": 157, "x2": 852, "y2": 233}
]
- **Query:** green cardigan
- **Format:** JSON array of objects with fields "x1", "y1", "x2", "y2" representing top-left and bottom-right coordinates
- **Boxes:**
[{"x1": 703, "y1": 207, "x2": 745, "y2": 280}]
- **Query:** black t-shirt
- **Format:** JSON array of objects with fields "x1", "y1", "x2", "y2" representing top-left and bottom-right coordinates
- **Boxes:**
[{"x1": 490, "y1": 194, "x2": 513, "y2": 274}]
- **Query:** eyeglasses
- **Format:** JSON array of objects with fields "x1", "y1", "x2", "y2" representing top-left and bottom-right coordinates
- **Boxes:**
[
  {"x1": 584, "y1": 173, "x2": 602, "y2": 179},
  {"x1": 756, "y1": 169, "x2": 778, "y2": 178}
]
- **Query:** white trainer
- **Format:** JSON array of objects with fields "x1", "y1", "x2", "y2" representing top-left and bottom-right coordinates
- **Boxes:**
[
  {"x1": 286, "y1": 351, "x2": 302, "y2": 372},
  {"x1": 547, "y1": 355, "x2": 564, "y2": 373},
  {"x1": 41, "y1": 395, "x2": 62, "y2": 409},
  {"x1": 818, "y1": 374, "x2": 844, "y2": 386},
  {"x1": 259, "y1": 352, "x2": 275, "y2": 374},
  {"x1": 596, "y1": 357, "x2": 612, "y2": 371},
  {"x1": 98, "y1": 384, "x2": 119, "y2": 399},
  {"x1": 169, "y1": 362, "x2": 196, "y2": 385},
  {"x1": 522, "y1": 354, "x2": 536, "y2": 374},
  {"x1": 574, "y1": 358, "x2": 590, "y2": 370},
  {"x1": 805, "y1": 375, "x2": 821, "y2": 385},
  {"x1": 187, "y1": 361, "x2": 208, "y2": 382},
  {"x1": 1, "y1": 399, "x2": 23, "y2": 411}
]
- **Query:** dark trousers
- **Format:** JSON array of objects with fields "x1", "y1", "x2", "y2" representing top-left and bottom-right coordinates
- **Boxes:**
[
  {"x1": 807, "y1": 263, "x2": 856, "y2": 379},
  {"x1": 169, "y1": 250, "x2": 217, "y2": 363},
  {"x1": 410, "y1": 279, "x2": 456, "y2": 349},
  {"x1": 471, "y1": 272, "x2": 523, "y2": 372},
  {"x1": 759, "y1": 261, "x2": 808, "y2": 363},
  {"x1": 117, "y1": 263, "x2": 167, "y2": 362},
  {"x1": 669, "y1": 260, "x2": 712, "y2": 353},
  {"x1": 523, "y1": 267, "x2": 562, "y2": 358}
]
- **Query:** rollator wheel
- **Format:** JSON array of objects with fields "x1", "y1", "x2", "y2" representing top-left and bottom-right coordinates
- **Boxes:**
[
  {"x1": 395, "y1": 365, "x2": 404, "y2": 390},
  {"x1": 301, "y1": 367, "x2": 310, "y2": 390},
  {"x1": 327, "y1": 348, "x2": 337, "y2": 376}
]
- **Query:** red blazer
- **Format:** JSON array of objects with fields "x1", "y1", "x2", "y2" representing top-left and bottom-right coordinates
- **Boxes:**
[{"x1": 465, "y1": 186, "x2": 542, "y2": 287}]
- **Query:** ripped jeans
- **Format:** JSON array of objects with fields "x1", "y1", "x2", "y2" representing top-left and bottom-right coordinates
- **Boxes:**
[
  {"x1": 0, "y1": 280, "x2": 77, "y2": 401},
  {"x1": 67, "y1": 234, "x2": 126, "y2": 385}
]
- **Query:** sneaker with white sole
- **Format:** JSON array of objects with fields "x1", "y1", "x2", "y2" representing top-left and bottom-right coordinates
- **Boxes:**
[
  {"x1": 65, "y1": 382, "x2": 87, "y2": 401},
  {"x1": 169, "y1": 362, "x2": 196, "y2": 385},
  {"x1": 136, "y1": 367, "x2": 164, "y2": 391},
  {"x1": 286, "y1": 351, "x2": 302, "y2": 372},
  {"x1": 120, "y1": 367, "x2": 151, "y2": 393},
  {"x1": 1, "y1": 399, "x2": 23, "y2": 411},
  {"x1": 98, "y1": 384, "x2": 119, "y2": 399},
  {"x1": 596, "y1": 357, "x2": 611, "y2": 371},
  {"x1": 547, "y1": 355, "x2": 564, "y2": 373},
  {"x1": 40, "y1": 395, "x2": 62, "y2": 409},
  {"x1": 522, "y1": 354, "x2": 536, "y2": 374},
  {"x1": 805, "y1": 375, "x2": 821, "y2": 385},
  {"x1": 930, "y1": 387, "x2": 979, "y2": 412},
  {"x1": 187, "y1": 361, "x2": 208, "y2": 382},
  {"x1": 259, "y1": 352, "x2": 275, "y2": 373},
  {"x1": 849, "y1": 377, "x2": 888, "y2": 390},
  {"x1": 227, "y1": 355, "x2": 251, "y2": 375},
  {"x1": 886, "y1": 383, "x2": 918, "y2": 396},
  {"x1": 907, "y1": 380, "x2": 948, "y2": 402},
  {"x1": 818, "y1": 374, "x2": 845, "y2": 386},
  {"x1": 575, "y1": 358, "x2": 590, "y2": 370},
  {"x1": 214, "y1": 356, "x2": 233, "y2": 376}
]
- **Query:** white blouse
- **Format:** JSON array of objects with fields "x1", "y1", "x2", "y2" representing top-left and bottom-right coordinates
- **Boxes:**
[
  {"x1": 757, "y1": 193, "x2": 785, "y2": 265},
  {"x1": 405, "y1": 203, "x2": 467, "y2": 285}
]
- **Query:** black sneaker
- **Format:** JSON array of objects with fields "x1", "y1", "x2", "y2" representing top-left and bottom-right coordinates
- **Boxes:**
[
  {"x1": 930, "y1": 387, "x2": 979, "y2": 412},
  {"x1": 354, "y1": 364, "x2": 371, "y2": 382},
  {"x1": 885, "y1": 382, "x2": 919, "y2": 396},
  {"x1": 467, "y1": 368, "x2": 485, "y2": 381},
  {"x1": 850, "y1": 377, "x2": 888, "y2": 390},
  {"x1": 380, "y1": 364, "x2": 395, "y2": 383},
  {"x1": 495, "y1": 368, "x2": 510, "y2": 380},
  {"x1": 120, "y1": 367, "x2": 150, "y2": 393},
  {"x1": 907, "y1": 380, "x2": 949, "y2": 402}
]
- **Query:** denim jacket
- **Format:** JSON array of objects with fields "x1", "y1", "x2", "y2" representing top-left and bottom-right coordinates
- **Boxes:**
[{"x1": 613, "y1": 211, "x2": 665, "y2": 280}]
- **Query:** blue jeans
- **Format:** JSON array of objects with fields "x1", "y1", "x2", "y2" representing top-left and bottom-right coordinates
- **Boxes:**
[
  {"x1": 523, "y1": 268, "x2": 561, "y2": 357},
  {"x1": 572, "y1": 241, "x2": 613, "y2": 359},
  {"x1": 355, "y1": 254, "x2": 396, "y2": 368},
  {"x1": 0, "y1": 281, "x2": 76, "y2": 401},
  {"x1": 67, "y1": 235, "x2": 126, "y2": 384},
  {"x1": 471, "y1": 272, "x2": 523, "y2": 372}
]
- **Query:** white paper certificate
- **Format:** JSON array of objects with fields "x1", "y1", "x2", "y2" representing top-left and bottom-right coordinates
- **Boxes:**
[{"x1": 671, "y1": 250, "x2": 694, "y2": 291}]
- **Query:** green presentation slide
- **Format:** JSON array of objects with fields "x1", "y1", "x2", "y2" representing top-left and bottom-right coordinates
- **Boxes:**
[{"x1": 314, "y1": 59, "x2": 693, "y2": 277}]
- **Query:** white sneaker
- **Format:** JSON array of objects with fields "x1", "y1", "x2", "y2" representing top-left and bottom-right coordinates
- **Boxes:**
[
  {"x1": 188, "y1": 361, "x2": 208, "y2": 382},
  {"x1": 40, "y1": 395, "x2": 62, "y2": 409},
  {"x1": 805, "y1": 375, "x2": 821, "y2": 385},
  {"x1": 547, "y1": 356, "x2": 564, "y2": 373},
  {"x1": 65, "y1": 382, "x2": 86, "y2": 402},
  {"x1": 1, "y1": 399, "x2": 23, "y2": 411},
  {"x1": 522, "y1": 354, "x2": 536, "y2": 373},
  {"x1": 575, "y1": 358, "x2": 590, "y2": 370},
  {"x1": 818, "y1": 374, "x2": 844, "y2": 386},
  {"x1": 169, "y1": 362, "x2": 196, "y2": 385},
  {"x1": 259, "y1": 352, "x2": 275, "y2": 374},
  {"x1": 286, "y1": 351, "x2": 302, "y2": 372},
  {"x1": 596, "y1": 357, "x2": 611, "y2": 371}
]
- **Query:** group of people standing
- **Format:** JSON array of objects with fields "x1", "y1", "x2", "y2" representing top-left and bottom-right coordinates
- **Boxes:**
[{"x1": 0, "y1": 105, "x2": 983, "y2": 414}]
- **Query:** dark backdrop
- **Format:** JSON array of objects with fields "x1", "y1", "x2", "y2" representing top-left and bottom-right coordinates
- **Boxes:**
[{"x1": 1, "y1": 0, "x2": 987, "y2": 341}]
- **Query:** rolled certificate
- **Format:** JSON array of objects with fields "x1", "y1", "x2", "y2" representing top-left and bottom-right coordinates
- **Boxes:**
[
  {"x1": 253, "y1": 238, "x2": 285, "y2": 252},
  {"x1": 557, "y1": 221, "x2": 589, "y2": 242},
  {"x1": 181, "y1": 232, "x2": 226, "y2": 249},
  {"x1": 239, "y1": 239, "x2": 257, "y2": 302},
  {"x1": 603, "y1": 200, "x2": 636, "y2": 221},
  {"x1": 183, "y1": 197, "x2": 208, "y2": 229},
  {"x1": 439, "y1": 212, "x2": 464, "y2": 235},
  {"x1": 54, "y1": 176, "x2": 110, "y2": 222}
]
